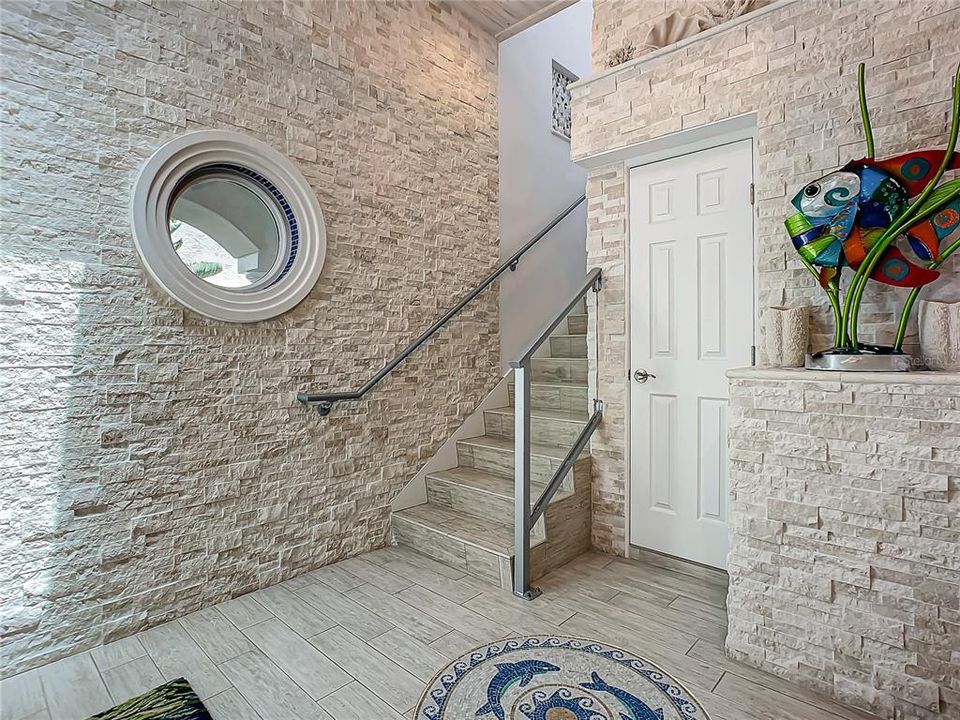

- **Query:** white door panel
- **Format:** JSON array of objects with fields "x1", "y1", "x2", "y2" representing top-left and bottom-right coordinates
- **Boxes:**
[{"x1": 629, "y1": 140, "x2": 754, "y2": 569}]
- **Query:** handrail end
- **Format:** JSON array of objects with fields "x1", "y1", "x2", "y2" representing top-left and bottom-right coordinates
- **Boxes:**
[
  {"x1": 590, "y1": 268, "x2": 602, "y2": 292},
  {"x1": 297, "y1": 393, "x2": 334, "y2": 416}
]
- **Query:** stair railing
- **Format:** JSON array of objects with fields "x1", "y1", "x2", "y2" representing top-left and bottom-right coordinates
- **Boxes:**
[
  {"x1": 297, "y1": 195, "x2": 586, "y2": 416},
  {"x1": 511, "y1": 267, "x2": 604, "y2": 600}
]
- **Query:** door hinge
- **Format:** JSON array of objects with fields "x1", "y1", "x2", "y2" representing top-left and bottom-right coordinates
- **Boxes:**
[
  {"x1": 750, "y1": 345, "x2": 757, "y2": 366},
  {"x1": 749, "y1": 182, "x2": 755, "y2": 205}
]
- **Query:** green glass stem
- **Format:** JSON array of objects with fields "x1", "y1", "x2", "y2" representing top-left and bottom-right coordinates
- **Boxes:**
[
  {"x1": 797, "y1": 255, "x2": 845, "y2": 347},
  {"x1": 827, "y1": 287, "x2": 844, "y2": 347},
  {"x1": 894, "y1": 235, "x2": 960, "y2": 349},
  {"x1": 858, "y1": 63, "x2": 875, "y2": 159},
  {"x1": 845, "y1": 64, "x2": 960, "y2": 350}
]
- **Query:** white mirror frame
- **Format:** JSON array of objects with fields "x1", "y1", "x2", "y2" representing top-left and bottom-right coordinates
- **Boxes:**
[{"x1": 131, "y1": 130, "x2": 326, "y2": 322}]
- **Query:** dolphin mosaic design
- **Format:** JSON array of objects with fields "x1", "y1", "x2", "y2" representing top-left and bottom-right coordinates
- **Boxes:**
[
  {"x1": 520, "y1": 688, "x2": 607, "y2": 720},
  {"x1": 580, "y1": 672, "x2": 665, "y2": 720},
  {"x1": 475, "y1": 660, "x2": 560, "y2": 720}
]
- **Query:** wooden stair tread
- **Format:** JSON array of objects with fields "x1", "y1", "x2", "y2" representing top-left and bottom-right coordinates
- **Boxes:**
[
  {"x1": 426, "y1": 466, "x2": 571, "y2": 502},
  {"x1": 485, "y1": 405, "x2": 589, "y2": 424},
  {"x1": 532, "y1": 356, "x2": 587, "y2": 364},
  {"x1": 393, "y1": 503, "x2": 545, "y2": 557},
  {"x1": 508, "y1": 379, "x2": 588, "y2": 390},
  {"x1": 458, "y1": 433, "x2": 572, "y2": 460},
  {"x1": 427, "y1": 466, "x2": 513, "y2": 496}
]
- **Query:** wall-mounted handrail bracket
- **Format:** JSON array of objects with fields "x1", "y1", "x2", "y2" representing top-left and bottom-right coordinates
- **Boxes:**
[
  {"x1": 297, "y1": 194, "x2": 586, "y2": 416},
  {"x1": 513, "y1": 267, "x2": 604, "y2": 601}
]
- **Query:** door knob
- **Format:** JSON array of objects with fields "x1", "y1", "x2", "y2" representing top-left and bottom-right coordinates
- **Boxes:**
[{"x1": 633, "y1": 369, "x2": 656, "y2": 383}]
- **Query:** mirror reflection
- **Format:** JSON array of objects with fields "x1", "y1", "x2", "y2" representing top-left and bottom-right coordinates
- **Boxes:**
[{"x1": 169, "y1": 175, "x2": 281, "y2": 289}]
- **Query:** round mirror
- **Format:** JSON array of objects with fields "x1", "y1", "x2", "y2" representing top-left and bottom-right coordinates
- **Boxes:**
[
  {"x1": 169, "y1": 172, "x2": 284, "y2": 290},
  {"x1": 131, "y1": 130, "x2": 326, "y2": 323}
]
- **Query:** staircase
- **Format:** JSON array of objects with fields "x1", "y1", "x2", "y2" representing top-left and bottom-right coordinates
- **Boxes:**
[{"x1": 392, "y1": 299, "x2": 592, "y2": 591}]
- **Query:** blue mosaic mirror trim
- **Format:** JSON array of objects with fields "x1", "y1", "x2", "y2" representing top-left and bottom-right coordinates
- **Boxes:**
[{"x1": 204, "y1": 163, "x2": 299, "y2": 286}]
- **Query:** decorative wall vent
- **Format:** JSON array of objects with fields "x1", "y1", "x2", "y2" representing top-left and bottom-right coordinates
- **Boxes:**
[{"x1": 551, "y1": 60, "x2": 577, "y2": 141}]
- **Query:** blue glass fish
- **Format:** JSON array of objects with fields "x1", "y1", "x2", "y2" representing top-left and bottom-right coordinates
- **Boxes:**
[{"x1": 785, "y1": 150, "x2": 960, "y2": 288}]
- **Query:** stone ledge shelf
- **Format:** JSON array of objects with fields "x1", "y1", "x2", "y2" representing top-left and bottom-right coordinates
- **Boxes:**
[
  {"x1": 727, "y1": 366, "x2": 960, "y2": 385},
  {"x1": 569, "y1": 0, "x2": 798, "y2": 92},
  {"x1": 724, "y1": 367, "x2": 959, "y2": 719}
]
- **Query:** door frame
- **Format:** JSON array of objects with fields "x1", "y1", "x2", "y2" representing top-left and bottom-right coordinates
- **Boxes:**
[{"x1": 621, "y1": 114, "x2": 759, "y2": 559}]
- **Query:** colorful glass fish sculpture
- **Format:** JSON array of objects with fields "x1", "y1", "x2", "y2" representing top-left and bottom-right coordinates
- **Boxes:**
[{"x1": 786, "y1": 151, "x2": 960, "y2": 289}]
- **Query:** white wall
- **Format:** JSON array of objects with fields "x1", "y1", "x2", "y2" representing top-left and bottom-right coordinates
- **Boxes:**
[{"x1": 498, "y1": 0, "x2": 592, "y2": 369}]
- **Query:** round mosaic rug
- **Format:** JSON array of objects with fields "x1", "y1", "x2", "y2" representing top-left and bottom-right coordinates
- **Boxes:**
[{"x1": 416, "y1": 635, "x2": 710, "y2": 720}]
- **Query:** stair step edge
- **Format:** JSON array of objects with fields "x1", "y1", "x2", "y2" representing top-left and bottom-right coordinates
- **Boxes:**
[
  {"x1": 456, "y1": 434, "x2": 570, "y2": 460},
  {"x1": 426, "y1": 468, "x2": 569, "y2": 502},
  {"x1": 508, "y1": 380, "x2": 589, "y2": 389},
  {"x1": 485, "y1": 406, "x2": 588, "y2": 424},
  {"x1": 394, "y1": 507, "x2": 547, "y2": 556}
]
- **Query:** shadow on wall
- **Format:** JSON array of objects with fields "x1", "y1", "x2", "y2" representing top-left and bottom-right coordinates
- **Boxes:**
[
  {"x1": 0, "y1": 0, "x2": 502, "y2": 676},
  {"x1": 1, "y1": 212, "x2": 502, "y2": 674}
]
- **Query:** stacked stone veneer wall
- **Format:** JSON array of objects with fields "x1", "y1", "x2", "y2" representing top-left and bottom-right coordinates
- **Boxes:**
[
  {"x1": 0, "y1": 0, "x2": 500, "y2": 675},
  {"x1": 592, "y1": 0, "x2": 711, "y2": 71},
  {"x1": 727, "y1": 369, "x2": 960, "y2": 720},
  {"x1": 571, "y1": 0, "x2": 960, "y2": 554}
]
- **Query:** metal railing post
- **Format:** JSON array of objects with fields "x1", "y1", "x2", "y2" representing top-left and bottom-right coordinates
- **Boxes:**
[{"x1": 512, "y1": 360, "x2": 540, "y2": 600}]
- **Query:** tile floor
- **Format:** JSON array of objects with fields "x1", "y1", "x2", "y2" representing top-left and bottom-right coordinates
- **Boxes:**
[{"x1": 0, "y1": 547, "x2": 880, "y2": 720}]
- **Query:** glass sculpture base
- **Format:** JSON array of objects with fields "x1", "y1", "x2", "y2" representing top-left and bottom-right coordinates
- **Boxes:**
[{"x1": 805, "y1": 346, "x2": 912, "y2": 372}]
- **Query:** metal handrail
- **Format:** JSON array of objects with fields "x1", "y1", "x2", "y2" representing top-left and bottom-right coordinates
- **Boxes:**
[
  {"x1": 529, "y1": 400, "x2": 603, "y2": 525},
  {"x1": 509, "y1": 267, "x2": 601, "y2": 369},
  {"x1": 512, "y1": 267, "x2": 604, "y2": 600},
  {"x1": 297, "y1": 194, "x2": 586, "y2": 415}
]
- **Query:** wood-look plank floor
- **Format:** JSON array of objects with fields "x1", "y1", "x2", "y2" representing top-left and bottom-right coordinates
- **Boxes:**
[{"x1": 0, "y1": 547, "x2": 881, "y2": 720}]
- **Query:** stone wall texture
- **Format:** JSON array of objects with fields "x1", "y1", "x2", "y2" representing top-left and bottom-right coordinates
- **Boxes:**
[
  {"x1": 572, "y1": 0, "x2": 960, "y2": 555},
  {"x1": 592, "y1": 0, "x2": 706, "y2": 71},
  {"x1": 0, "y1": 0, "x2": 500, "y2": 676},
  {"x1": 727, "y1": 369, "x2": 960, "y2": 720}
]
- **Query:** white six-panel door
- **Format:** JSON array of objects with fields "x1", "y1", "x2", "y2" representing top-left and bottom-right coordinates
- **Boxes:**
[{"x1": 628, "y1": 140, "x2": 754, "y2": 569}]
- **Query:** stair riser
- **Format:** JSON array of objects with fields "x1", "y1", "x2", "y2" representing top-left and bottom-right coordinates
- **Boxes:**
[
  {"x1": 425, "y1": 475, "x2": 549, "y2": 535},
  {"x1": 532, "y1": 459, "x2": 593, "y2": 581},
  {"x1": 393, "y1": 515, "x2": 511, "y2": 589},
  {"x1": 483, "y1": 411, "x2": 584, "y2": 449},
  {"x1": 549, "y1": 335, "x2": 588, "y2": 358},
  {"x1": 509, "y1": 383, "x2": 589, "y2": 413},
  {"x1": 427, "y1": 476, "x2": 512, "y2": 525},
  {"x1": 531, "y1": 358, "x2": 588, "y2": 384},
  {"x1": 456, "y1": 441, "x2": 578, "y2": 487},
  {"x1": 567, "y1": 314, "x2": 587, "y2": 335}
]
